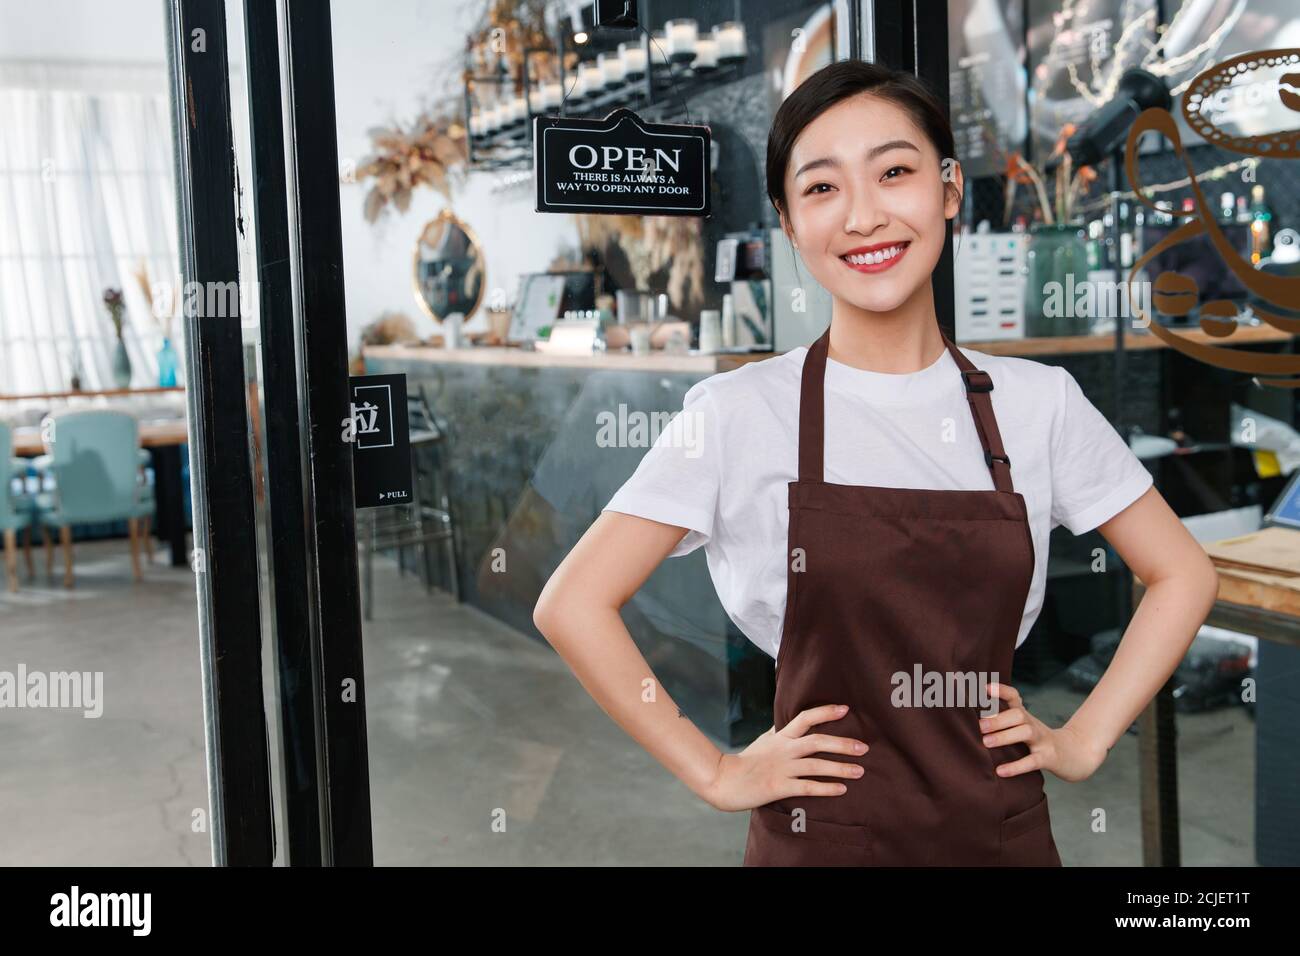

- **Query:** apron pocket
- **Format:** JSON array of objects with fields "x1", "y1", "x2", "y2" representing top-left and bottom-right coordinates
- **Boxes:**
[
  {"x1": 998, "y1": 792, "x2": 1057, "y2": 866},
  {"x1": 744, "y1": 804, "x2": 872, "y2": 867}
]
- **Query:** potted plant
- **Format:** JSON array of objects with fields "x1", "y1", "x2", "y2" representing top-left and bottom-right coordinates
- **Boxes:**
[
  {"x1": 1001, "y1": 125, "x2": 1097, "y2": 338},
  {"x1": 103, "y1": 287, "x2": 131, "y2": 389}
]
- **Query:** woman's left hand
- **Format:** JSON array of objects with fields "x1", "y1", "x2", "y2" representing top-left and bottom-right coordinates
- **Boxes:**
[{"x1": 979, "y1": 682, "x2": 1107, "y2": 783}]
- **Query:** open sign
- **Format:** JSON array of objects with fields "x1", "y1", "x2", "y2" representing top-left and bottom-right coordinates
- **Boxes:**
[{"x1": 534, "y1": 107, "x2": 711, "y2": 217}]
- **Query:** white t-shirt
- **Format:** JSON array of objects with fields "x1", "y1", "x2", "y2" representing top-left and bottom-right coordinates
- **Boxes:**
[{"x1": 601, "y1": 342, "x2": 1154, "y2": 661}]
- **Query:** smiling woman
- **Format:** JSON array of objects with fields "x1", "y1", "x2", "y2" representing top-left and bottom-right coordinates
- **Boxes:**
[
  {"x1": 534, "y1": 58, "x2": 1217, "y2": 870},
  {"x1": 765, "y1": 60, "x2": 964, "y2": 333}
]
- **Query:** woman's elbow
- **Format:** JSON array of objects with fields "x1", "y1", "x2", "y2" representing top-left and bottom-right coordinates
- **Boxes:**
[
  {"x1": 533, "y1": 578, "x2": 563, "y2": 643},
  {"x1": 1164, "y1": 548, "x2": 1221, "y2": 622},
  {"x1": 1141, "y1": 547, "x2": 1219, "y2": 618},
  {"x1": 533, "y1": 571, "x2": 592, "y2": 645},
  {"x1": 1193, "y1": 552, "x2": 1221, "y2": 614}
]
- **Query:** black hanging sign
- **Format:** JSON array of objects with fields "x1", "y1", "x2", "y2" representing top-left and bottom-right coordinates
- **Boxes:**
[
  {"x1": 534, "y1": 107, "x2": 710, "y2": 217},
  {"x1": 349, "y1": 373, "x2": 413, "y2": 509}
]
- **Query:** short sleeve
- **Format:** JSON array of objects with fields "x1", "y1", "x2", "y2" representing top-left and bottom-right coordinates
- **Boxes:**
[
  {"x1": 601, "y1": 380, "x2": 721, "y2": 557},
  {"x1": 1049, "y1": 366, "x2": 1154, "y2": 534}
]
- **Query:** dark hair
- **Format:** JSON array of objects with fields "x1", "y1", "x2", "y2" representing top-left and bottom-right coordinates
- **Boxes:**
[{"x1": 765, "y1": 60, "x2": 963, "y2": 230}]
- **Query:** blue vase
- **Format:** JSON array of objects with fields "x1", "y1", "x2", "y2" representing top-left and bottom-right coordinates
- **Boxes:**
[
  {"x1": 111, "y1": 338, "x2": 132, "y2": 390},
  {"x1": 157, "y1": 337, "x2": 178, "y2": 387}
]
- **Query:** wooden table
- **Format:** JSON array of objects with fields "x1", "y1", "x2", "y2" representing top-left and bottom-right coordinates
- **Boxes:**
[
  {"x1": 12, "y1": 419, "x2": 191, "y2": 568},
  {"x1": 1132, "y1": 528, "x2": 1300, "y2": 866},
  {"x1": 0, "y1": 386, "x2": 185, "y2": 402}
]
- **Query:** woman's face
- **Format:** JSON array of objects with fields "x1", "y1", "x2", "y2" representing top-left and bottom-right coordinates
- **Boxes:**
[{"x1": 780, "y1": 93, "x2": 962, "y2": 315}]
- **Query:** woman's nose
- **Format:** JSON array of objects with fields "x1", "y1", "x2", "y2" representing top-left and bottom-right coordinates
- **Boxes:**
[{"x1": 843, "y1": 187, "x2": 887, "y2": 234}]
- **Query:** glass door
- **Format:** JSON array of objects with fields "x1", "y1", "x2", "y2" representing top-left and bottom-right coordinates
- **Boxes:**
[
  {"x1": 0, "y1": 0, "x2": 276, "y2": 866},
  {"x1": 228, "y1": 0, "x2": 856, "y2": 865}
]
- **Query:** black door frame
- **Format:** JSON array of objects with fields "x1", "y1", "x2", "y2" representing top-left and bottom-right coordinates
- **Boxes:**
[
  {"x1": 165, "y1": 0, "x2": 372, "y2": 866},
  {"x1": 240, "y1": 0, "x2": 323, "y2": 866},
  {"x1": 861, "y1": 0, "x2": 955, "y2": 341},
  {"x1": 279, "y1": 0, "x2": 374, "y2": 866},
  {"x1": 164, "y1": 0, "x2": 274, "y2": 867}
]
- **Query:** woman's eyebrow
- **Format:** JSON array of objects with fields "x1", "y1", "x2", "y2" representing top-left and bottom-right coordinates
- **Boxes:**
[
  {"x1": 794, "y1": 139, "x2": 920, "y2": 179},
  {"x1": 868, "y1": 139, "x2": 920, "y2": 158}
]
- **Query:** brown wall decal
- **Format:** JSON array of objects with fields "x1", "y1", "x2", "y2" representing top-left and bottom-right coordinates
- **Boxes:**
[{"x1": 1124, "y1": 49, "x2": 1300, "y2": 388}]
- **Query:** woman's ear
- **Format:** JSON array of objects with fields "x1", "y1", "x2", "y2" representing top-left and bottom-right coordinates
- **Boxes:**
[
  {"x1": 943, "y1": 160, "x2": 965, "y2": 221},
  {"x1": 778, "y1": 206, "x2": 798, "y2": 248}
]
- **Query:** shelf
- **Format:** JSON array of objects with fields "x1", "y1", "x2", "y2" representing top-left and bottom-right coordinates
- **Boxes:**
[
  {"x1": 959, "y1": 325, "x2": 1294, "y2": 357},
  {"x1": 467, "y1": 60, "x2": 746, "y2": 170}
]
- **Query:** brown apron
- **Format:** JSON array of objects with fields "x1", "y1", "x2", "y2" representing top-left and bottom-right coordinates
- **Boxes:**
[{"x1": 742, "y1": 325, "x2": 1062, "y2": 867}]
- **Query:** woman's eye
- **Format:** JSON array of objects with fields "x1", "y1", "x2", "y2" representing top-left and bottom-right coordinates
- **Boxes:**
[
  {"x1": 882, "y1": 165, "x2": 910, "y2": 180},
  {"x1": 804, "y1": 182, "x2": 834, "y2": 195}
]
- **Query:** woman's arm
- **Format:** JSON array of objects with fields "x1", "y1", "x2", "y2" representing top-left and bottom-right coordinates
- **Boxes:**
[
  {"x1": 1003, "y1": 486, "x2": 1216, "y2": 780},
  {"x1": 985, "y1": 485, "x2": 1220, "y2": 781},
  {"x1": 1059, "y1": 484, "x2": 1220, "y2": 764},
  {"x1": 534, "y1": 511, "x2": 865, "y2": 809},
  {"x1": 533, "y1": 511, "x2": 725, "y2": 801}
]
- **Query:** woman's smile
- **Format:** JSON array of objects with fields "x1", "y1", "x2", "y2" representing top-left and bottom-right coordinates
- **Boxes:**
[{"x1": 839, "y1": 240, "x2": 911, "y2": 274}]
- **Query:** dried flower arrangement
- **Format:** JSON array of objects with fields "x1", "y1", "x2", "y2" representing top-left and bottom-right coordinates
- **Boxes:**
[
  {"x1": 463, "y1": 0, "x2": 552, "y2": 85},
  {"x1": 359, "y1": 310, "x2": 420, "y2": 347},
  {"x1": 131, "y1": 259, "x2": 176, "y2": 340},
  {"x1": 102, "y1": 287, "x2": 125, "y2": 340},
  {"x1": 1000, "y1": 123, "x2": 1099, "y2": 227},
  {"x1": 355, "y1": 110, "x2": 469, "y2": 223},
  {"x1": 573, "y1": 214, "x2": 705, "y2": 315}
]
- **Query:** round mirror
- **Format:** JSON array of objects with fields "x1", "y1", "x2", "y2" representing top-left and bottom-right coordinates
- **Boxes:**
[{"x1": 412, "y1": 209, "x2": 485, "y2": 326}]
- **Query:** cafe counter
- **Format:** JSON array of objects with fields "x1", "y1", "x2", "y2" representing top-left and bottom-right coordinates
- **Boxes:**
[
  {"x1": 362, "y1": 328, "x2": 1290, "y2": 745},
  {"x1": 363, "y1": 343, "x2": 777, "y2": 746}
]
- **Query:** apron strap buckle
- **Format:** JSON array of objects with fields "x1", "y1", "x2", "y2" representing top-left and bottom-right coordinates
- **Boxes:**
[
  {"x1": 962, "y1": 369, "x2": 994, "y2": 393},
  {"x1": 985, "y1": 449, "x2": 1011, "y2": 468}
]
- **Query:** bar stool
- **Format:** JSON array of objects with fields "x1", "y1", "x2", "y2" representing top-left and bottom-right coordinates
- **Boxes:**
[{"x1": 358, "y1": 385, "x2": 461, "y2": 619}]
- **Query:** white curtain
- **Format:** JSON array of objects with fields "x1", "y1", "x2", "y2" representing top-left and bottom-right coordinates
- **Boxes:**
[{"x1": 0, "y1": 60, "x2": 180, "y2": 395}]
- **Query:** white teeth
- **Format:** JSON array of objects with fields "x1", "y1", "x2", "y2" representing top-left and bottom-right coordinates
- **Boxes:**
[{"x1": 844, "y1": 244, "x2": 905, "y2": 265}]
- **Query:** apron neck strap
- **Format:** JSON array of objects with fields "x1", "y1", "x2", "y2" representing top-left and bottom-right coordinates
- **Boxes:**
[{"x1": 798, "y1": 325, "x2": 1016, "y2": 494}]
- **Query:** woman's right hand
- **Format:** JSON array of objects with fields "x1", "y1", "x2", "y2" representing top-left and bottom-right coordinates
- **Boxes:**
[{"x1": 701, "y1": 704, "x2": 868, "y2": 812}]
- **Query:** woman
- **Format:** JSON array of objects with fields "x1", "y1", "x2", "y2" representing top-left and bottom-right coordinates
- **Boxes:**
[{"x1": 533, "y1": 60, "x2": 1219, "y2": 866}]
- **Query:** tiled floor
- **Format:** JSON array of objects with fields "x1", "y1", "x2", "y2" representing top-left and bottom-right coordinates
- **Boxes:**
[{"x1": 0, "y1": 538, "x2": 1259, "y2": 865}]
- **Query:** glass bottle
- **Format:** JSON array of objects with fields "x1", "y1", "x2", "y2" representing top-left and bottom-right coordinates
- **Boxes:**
[
  {"x1": 157, "y1": 338, "x2": 178, "y2": 387},
  {"x1": 1250, "y1": 184, "x2": 1273, "y2": 264},
  {"x1": 1235, "y1": 195, "x2": 1250, "y2": 224}
]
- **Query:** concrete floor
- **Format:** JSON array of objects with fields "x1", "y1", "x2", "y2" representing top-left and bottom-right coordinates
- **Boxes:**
[{"x1": 0, "y1": 537, "x2": 1259, "y2": 865}]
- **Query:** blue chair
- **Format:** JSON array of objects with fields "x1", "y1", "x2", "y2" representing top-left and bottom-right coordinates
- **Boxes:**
[
  {"x1": 0, "y1": 422, "x2": 35, "y2": 592},
  {"x1": 32, "y1": 409, "x2": 156, "y2": 588}
]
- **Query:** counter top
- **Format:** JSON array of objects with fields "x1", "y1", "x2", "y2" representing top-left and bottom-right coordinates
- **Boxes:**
[
  {"x1": 964, "y1": 324, "x2": 1292, "y2": 356},
  {"x1": 362, "y1": 344, "x2": 773, "y2": 372},
  {"x1": 364, "y1": 324, "x2": 1294, "y2": 370}
]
